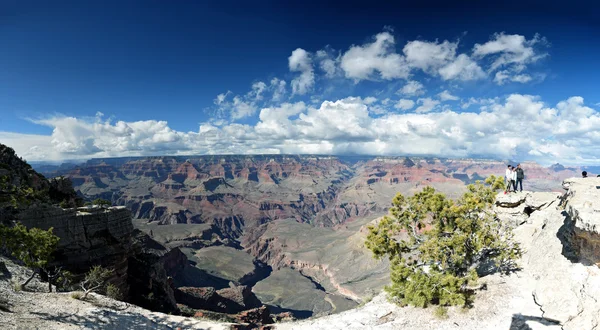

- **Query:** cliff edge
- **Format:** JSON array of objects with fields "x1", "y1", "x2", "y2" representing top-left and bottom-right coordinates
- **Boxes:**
[{"x1": 277, "y1": 178, "x2": 600, "y2": 330}]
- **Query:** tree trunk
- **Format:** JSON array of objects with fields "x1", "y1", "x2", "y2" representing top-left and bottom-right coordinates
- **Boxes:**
[{"x1": 21, "y1": 270, "x2": 37, "y2": 289}]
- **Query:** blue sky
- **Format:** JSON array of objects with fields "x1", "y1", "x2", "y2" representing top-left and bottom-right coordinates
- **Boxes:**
[{"x1": 1, "y1": 0, "x2": 600, "y2": 164}]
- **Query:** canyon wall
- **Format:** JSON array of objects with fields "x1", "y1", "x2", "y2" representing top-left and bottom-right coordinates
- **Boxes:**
[
  {"x1": 15, "y1": 205, "x2": 184, "y2": 313},
  {"x1": 41, "y1": 155, "x2": 580, "y2": 241},
  {"x1": 18, "y1": 206, "x2": 133, "y2": 293}
]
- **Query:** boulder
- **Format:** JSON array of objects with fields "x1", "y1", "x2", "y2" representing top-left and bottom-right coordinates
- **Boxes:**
[{"x1": 494, "y1": 191, "x2": 561, "y2": 226}]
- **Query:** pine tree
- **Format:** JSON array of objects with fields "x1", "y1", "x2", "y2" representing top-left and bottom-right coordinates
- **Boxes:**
[
  {"x1": 80, "y1": 265, "x2": 113, "y2": 300},
  {"x1": 365, "y1": 175, "x2": 520, "y2": 307},
  {"x1": 0, "y1": 223, "x2": 60, "y2": 289}
]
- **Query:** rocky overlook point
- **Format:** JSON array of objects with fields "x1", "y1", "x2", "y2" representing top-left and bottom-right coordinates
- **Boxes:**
[{"x1": 278, "y1": 178, "x2": 600, "y2": 330}]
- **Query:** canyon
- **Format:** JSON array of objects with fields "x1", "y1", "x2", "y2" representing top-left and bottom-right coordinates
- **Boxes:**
[
  {"x1": 2, "y1": 172, "x2": 599, "y2": 329},
  {"x1": 35, "y1": 155, "x2": 580, "y2": 317}
]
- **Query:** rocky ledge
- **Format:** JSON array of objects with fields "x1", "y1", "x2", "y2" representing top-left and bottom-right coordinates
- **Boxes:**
[
  {"x1": 277, "y1": 178, "x2": 600, "y2": 329},
  {"x1": 175, "y1": 283, "x2": 263, "y2": 314},
  {"x1": 562, "y1": 177, "x2": 600, "y2": 265}
]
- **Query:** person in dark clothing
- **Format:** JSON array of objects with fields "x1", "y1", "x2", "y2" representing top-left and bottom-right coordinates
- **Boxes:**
[
  {"x1": 516, "y1": 164, "x2": 524, "y2": 192},
  {"x1": 582, "y1": 171, "x2": 588, "y2": 178}
]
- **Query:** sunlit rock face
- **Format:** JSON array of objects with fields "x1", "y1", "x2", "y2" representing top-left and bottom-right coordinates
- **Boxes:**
[{"x1": 562, "y1": 177, "x2": 600, "y2": 265}]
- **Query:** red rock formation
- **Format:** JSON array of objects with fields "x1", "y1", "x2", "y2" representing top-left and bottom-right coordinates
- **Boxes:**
[{"x1": 61, "y1": 155, "x2": 579, "y2": 241}]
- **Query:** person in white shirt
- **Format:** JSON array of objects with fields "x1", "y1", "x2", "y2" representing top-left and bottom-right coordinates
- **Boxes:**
[{"x1": 505, "y1": 165, "x2": 513, "y2": 194}]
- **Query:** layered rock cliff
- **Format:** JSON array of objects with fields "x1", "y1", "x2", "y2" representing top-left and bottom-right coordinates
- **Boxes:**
[
  {"x1": 17, "y1": 206, "x2": 134, "y2": 294},
  {"x1": 42, "y1": 155, "x2": 579, "y2": 239}
]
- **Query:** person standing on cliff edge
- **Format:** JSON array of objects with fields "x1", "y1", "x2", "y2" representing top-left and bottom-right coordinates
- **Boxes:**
[
  {"x1": 511, "y1": 166, "x2": 518, "y2": 192},
  {"x1": 505, "y1": 165, "x2": 513, "y2": 194},
  {"x1": 516, "y1": 164, "x2": 524, "y2": 192}
]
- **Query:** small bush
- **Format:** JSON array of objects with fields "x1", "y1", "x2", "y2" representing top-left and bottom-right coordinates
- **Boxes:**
[
  {"x1": 178, "y1": 304, "x2": 196, "y2": 317},
  {"x1": 10, "y1": 278, "x2": 22, "y2": 292},
  {"x1": 106, "y1": 283, "x2": 123, "y2": 300},
  {"x1": 357, "y1": 294, "x2": 374, "y2": 308},
  {"x1": 80, "y1": 265, "x2": 113, "y2": 300},
  {"x1": 55, "y1": 270, "x2": 75, "y2": 292},
  {"x1": 71, "y1": 291, "x2": 83, "y2": 300},
  {"x1": 92, "y1": 198, "x2": 112, "y2": 207},
  {"x1": 143, "y1": 292, "x2": 155, "y2": 302},
  {"x1": 434, "y1": 306, "x2": 449, "y2": 319}
]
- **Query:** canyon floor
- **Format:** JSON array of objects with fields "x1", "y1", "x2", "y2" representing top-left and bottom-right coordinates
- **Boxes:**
[{"x1": 133, "y1": 213, "x2": 389, "y2": 318}]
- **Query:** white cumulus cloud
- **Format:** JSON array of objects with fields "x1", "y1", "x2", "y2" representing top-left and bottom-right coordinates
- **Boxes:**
[
  {"x1": 403, "y1": 39, "x2": 457, "y2": 73},
  {"x1": 340, "y1": 32, "x2": 410, "y2": 81},
  {"x1": 473, "y1": 33, "x2": 547, "y2": 84},
  {"x1": 398, "y1": 80, "x2": 425, "y2": 97},
  {"x1": 438, "y1": 90, "x2": 459, "y2": 101},
  {"x1": 438, "y1": 54, "x2": 486, "y2": 81},
  {"x1": 5, "y1": 94, "x2": 600, "y2": 165},
  {"x1": 289, "y1": 48, "x2": 315, "y2": 95},
  {"x1": 414, "y1": 98, "x2": 440, "y2": 113},
  {"x1": 270, "y1": 78, "x2": 287, "y2": 102},
  {"x1": 395, "y1": 99, "x2": 415, "y2": 110}
]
